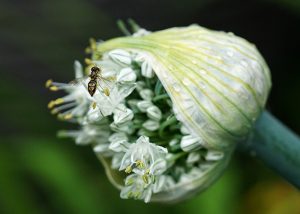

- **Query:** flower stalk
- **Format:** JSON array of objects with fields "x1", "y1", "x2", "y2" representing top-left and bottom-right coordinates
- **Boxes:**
[{"x1": 240, "y1": 111, "x2": 300, "y2": 188}]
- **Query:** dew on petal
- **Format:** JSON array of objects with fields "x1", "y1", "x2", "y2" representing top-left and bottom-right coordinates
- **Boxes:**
[
  {"x1": 226, "y1": 50, "x2": 234, "y2": 57},
  {"x1": 200, "y1": 69, "x2": 207, "y2": 75},
  {"x1": 182, "y1": 78, "x2": 190, "y2": 86},
  {"x1": 241, "y1": 60, "x2": 248, "y2": 67},
  {"x1": 199, "y1": 81, "x2": 206, "y2": 89},
  {"x1": 173, "y1": 83, "x2": 181, "y2": 92}
]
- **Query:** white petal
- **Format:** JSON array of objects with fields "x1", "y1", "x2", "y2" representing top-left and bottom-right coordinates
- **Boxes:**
[
  {"x1": 117, "y1": 67, "x2": 137, "y2": 82},
  {"x1": 180, "y1": 135, "x2": 204, "y2": 152},
  {"x1": 93, "y1": 144, "x2": 110, "y2": 154},
  {"x1": 205, "y1": 150, "x2": 224, "y2": 161},
  {"x1": 137, "y1": 100, "x2": 152, "y2": 112},
  {"x1": 146, "y1": 105, "x2": 162, "y2": 121},
  {"x1": 186, "y1": 152, "x2": 201, "y2": 164},
  {"x1": 109, "y1": 49, "x2": 132, "y2": 65},
  {"x1": 74, "y1": 60, "x2": 83, "y2": 78},
  {"x1": 150, "y1": 158, "x2": 167, "y2": 175},
  {"x1": 142, "y1": 120, "x2": 159, "y2": 131},
  {"x1": 113, "y1": 104, "x2": 134, "y2": 125},
  {"x1": 141, "y1": 60, "x2": 154, "y2": 78},
  {"x1": 108, "y1": 132, "x2": 128, "y2": 143},
  {"x1": 153, "y1": 176, "x2": 166, "y2": 193},
  {"x1": 109, "y1": 140, "x2": 131, "y2": 153},
  {"x1": 110, "y1": 122, "x2": 135, "y2": 135},
  {"x1": 139, "y1": 89, "x2": 153, "y2": 101}
]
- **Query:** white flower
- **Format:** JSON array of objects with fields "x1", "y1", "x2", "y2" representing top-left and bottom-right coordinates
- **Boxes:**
[
  {"x1": 93, "y1": 144, "x2": 111, "y2": 156},
  {"x1": 135, "y1": 53, "x2": 155, "y2": 78},
  {"x1": 108, "y1": 133, "x2": 130, "y2": 153},
  {"x1": 205, "y1": 150, "x2": 224, "y2": 161},
  {"x1": 110, "y1": 121, "x2": 135, "y2": 135},
  {"x1": 146, "y1": 106, "x2": 162, "y2": 121},
  {"x1": 120, "y1": 174, "x2": 152, "y2": 203},
  {"x1": 180, "y1": 135, "x2": 205, "y2": 152},
  {"x1": 117, "y1": 67, "x2": 137, "y2": 83},
  {"x1": 111, "y1": 153, "x2": 125, "y2": 169},
  {"x1": 113, "y1": 104, "x2": 134, "y2": 125},
  {"x1": 90, "y1": 83, "x2": 136, "y2": 118},
  {"x1": 186, "y1": 152, "x2": 201, "y2": 164},
  {"x1": 46, "y1": 61, "x2": 91, "y2": 120},
  {"x1": 120, "y1": 172, "x2": 173, "y2": 203},
  {"x1": 136, "y1": 100, "x2": 152, "y2": 112},
  {"x1": 142, "y1": 120, "x2": 160, "y2": 131},
  {"x1": 109, "y1": 49, "x2": 132, "y2": 65},
  {"x1": 58, "y1": 123, "x2": 110, "y2": 145},
  {"x1": 119, "y1": 136, "x2": 167, "y2": 174},
  {"x1": 139, "y1": 89, "x2": 153, "y2": 101}
]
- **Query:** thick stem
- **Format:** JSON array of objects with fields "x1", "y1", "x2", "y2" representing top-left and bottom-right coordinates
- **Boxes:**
[{"x1": 240, "y1": 111, "x2": 300, "y2": 188}]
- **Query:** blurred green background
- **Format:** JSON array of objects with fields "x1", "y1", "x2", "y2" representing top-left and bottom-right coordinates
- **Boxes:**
[{"x1": 0, "y1": 0, "x2": 300, "y2": 213}]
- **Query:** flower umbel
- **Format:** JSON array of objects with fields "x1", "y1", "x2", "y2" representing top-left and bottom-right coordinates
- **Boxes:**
[{"x1": 47, "y1": 21, "x2": 271, "y2": 203}]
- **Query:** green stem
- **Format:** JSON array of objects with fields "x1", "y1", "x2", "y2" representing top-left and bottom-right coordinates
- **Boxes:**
[
  {"x1": 159, "y1": 116, "x2": 178, "y2": 137},
  {"x1": 152, "y1": 94, "x2": 169, "y2": 102},
  {"x1": 240, "y1": 111, "x2": 300, "y2": 188}
]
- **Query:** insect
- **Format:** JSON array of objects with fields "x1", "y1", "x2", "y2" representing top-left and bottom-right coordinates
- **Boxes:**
[{"x1": 70, "y1": 66, "x2": 115, "y2": 97}]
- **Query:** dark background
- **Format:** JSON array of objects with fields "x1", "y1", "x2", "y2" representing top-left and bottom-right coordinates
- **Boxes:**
[{"x1": 0, "y1": 0, "x2": 300, "y2": 213}]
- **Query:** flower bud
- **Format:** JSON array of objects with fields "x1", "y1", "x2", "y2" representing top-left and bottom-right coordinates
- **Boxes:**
[
  {"x1": 117, "y1": 67, "x2": 137, "y2": 82},
  {"x1": 180, "y1": 135, "x2": 204, "y2": 152},
  {"x1": 94, "y1": 24, "x2": 271, "y2": 203},
  {"x1": 146, "y1": 105, "x2": 162, "y2": 121},
  {"x1": 139, "y1": 89, "x2": 154, "y2": 101},
  {"x1": 137, "y1": 100, "x2": 152, "y2": 112},
  {"x1": 113, "y1": 104, "x2": 134, "y2": 125},
  {"x1": 142, "y1": 120, "x2": 160, "y2": 131},
  {"x1": 108, "y1": 49, "x2": 132, "y2": 65}
]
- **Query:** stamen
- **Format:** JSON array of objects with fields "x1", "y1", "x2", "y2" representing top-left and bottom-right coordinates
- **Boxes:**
[
  {"x1": 57, "y1": 110, "x2": 73, "y2": 120},
  {"x1": 133, "y1": 191, "x2": 141, "y2": 198},
  {"x1": 127, "y1": 192, "x2": 133, "y2": 198},
  {"x1": 45, "y1": 79, "x2": 53, "y2": 88},
  {"x1": 54, "y1": 98, "x2": 64, "y2": 105},
  {"x1": 89, "y1": 38, "x2": 97, "y2": 50},
  {"x1": 51, "y1": 109, "x2": 58, "y2": 114},
  {"x1": 48, "y1": 100, "x2": 55, "y2": 109},
  {"x1": 142, "y1": 174, "x2": 149, "y2": 184},
  {"x1": 125, "y1": 165, "x2": 132, "y2": 174},
  {"x1": 103, "y1": 88, "x2": 110, "y2": 96},
  {"x1": 85, "y1": 47, "x2": 92, "y2": 54},
  {"x1": 136, "y1": 160, "x2": 144, "y2": 169},
  {"x1": 85, "y1": 58, "x2": 93, "y2": 65},
  {"x1": 92, "y1": 102, "x2": 97, "y2": 109},
  {"x1": 51, "y1": 102, "x2": 77, "y2": 114},
  {"x1": 64, "y1": 114, "x2": 73, "y2": 120},
  {"x1": 50, "y1": 86, "x2": 59, "y2": 91},
  {"x1": 48, "y1": 98, "x2": 67, "y2": 109}
]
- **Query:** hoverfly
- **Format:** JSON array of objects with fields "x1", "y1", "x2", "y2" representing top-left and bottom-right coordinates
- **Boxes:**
[{"x1": 70, "y1": 66, "x2": 116, "y2": 97}]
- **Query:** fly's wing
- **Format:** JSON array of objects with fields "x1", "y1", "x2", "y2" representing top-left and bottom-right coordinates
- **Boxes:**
[
  {"x1": 96, "y1": 75, "x2": 116, "y2": 96},
  {"x1": 69, "y1": 76, "x2": 89, "y2": 86},
  {"x1": 69, "y1": 76, "x2": 91, "y2": 95}
]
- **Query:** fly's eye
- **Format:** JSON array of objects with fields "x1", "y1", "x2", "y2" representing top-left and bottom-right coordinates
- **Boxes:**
[{"x1": 91, "y1": 66, "x2": 100, "y2": 72}]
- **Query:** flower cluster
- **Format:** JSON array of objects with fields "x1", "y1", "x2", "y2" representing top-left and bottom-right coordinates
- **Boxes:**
[
  {"x1": 47, "y1": 46, "x2": 225, "y2": 202},
  {"x1": 47, "y1": 23, "x2": 270, "y2": 203}
]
